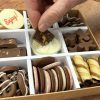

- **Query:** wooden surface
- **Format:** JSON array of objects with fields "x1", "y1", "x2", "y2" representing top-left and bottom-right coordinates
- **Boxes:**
[{"x1": 0, "y1": 0, "x2": 100, "y2": 99}]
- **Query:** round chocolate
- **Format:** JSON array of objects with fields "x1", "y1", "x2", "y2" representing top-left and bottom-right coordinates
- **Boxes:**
[
  {"x1": 54, "y1": 66, "x2": 63, "y2": 91},
  {"x1": 37, "y1": 68, "x2": 45, "y2": 93}
]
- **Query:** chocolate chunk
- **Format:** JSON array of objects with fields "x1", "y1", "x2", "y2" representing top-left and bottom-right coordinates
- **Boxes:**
[
  {"x1": 0, "y1": 47, "x2": 26, "y2": 58},
  {"x1": 0, "y1": 38, "x2": 17, "y2": 48},
  {"x1": 33, "y1": 30, "x2": 54, "y2": 46}
]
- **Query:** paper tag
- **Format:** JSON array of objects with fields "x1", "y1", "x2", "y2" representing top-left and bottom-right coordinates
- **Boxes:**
[{"x1": 0, "y1": 9, "x2": 24, "y2": 29}]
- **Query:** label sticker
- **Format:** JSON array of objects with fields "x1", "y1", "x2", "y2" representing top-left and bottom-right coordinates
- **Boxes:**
[{"x1": 0, "y1": 9, "x2": 24, "y2": 29}]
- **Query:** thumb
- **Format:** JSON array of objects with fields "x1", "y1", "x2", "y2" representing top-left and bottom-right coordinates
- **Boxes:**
[{"x1": 38, "y1": 0, "x2": 85, "y2": 32}]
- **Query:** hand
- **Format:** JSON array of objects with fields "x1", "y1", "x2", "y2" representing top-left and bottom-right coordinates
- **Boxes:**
[{"x1": 25, "y1": 0, "x2": 86, "y2": 32}]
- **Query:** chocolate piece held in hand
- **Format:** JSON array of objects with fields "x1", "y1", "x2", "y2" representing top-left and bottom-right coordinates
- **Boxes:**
[{"x1": 33, "y1": 30, "x2": 54, "y2": 46}]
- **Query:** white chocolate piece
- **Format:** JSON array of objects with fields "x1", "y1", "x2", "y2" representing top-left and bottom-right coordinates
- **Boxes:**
[
  {"x1": 87, "y1": 59, "x2": 100, "y2": 80},
  {"x1": 32, "y1": 38, "x2": 61, "y2": 55},
  {"x1": 0, "y1": 9, "x2": 24, "y2": 29}
]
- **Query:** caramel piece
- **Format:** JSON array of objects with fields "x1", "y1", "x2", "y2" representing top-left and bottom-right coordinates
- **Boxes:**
[
  {"x1": 0, "y1": 47, "x2": 26, "y2": 58},
  {"x1": 0, "y1": 38, "x2": 17, "y2": 48}
]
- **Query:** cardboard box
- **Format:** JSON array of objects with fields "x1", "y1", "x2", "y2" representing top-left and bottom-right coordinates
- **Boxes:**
[{"x1": 0, "y1": 10, "x2": 100, "y2": 100}]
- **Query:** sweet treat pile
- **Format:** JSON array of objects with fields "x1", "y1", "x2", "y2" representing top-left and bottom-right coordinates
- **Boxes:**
[
  {"x1": 0, "y1": 38, "x2": 26, "y2": 58},
  {"x1": 0, "y1": 9, "x2": 24, "y2": 29},
  {"x1": 64, "y1": 30, "x2": 97, "y2": 52},
  {"x1": 32, "y1": 57, "x2": 73, "y2": 94},
  {"x1": 31, "y1": 30, "x2": 61, "y2": 55},
  {"x1": 72, "y1": 55, "x2": 100, "y2": 87},
  {"x1": 0, "y1": 66, "x2": 29, "y2": 97},
  {"x1": 58, "y1": 10, "x2": 85, "y2": 27}
]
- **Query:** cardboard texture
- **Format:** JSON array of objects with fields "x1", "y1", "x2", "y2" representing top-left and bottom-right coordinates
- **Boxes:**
[{"x1": 0, "y1": 10, "x2": 100, "y2": 100}]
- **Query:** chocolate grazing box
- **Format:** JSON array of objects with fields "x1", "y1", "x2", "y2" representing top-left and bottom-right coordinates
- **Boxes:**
[{"x1": 0, "y1": 10, "x2": 100, "y2": 100}]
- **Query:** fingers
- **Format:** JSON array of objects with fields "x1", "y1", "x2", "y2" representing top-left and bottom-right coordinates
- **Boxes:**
[
  {"x1": 38, "y1": 0, "x2": 84, "y2": 32},
  {"x1": 24, "y1": 0, "x2": 41, "y2": 29}
]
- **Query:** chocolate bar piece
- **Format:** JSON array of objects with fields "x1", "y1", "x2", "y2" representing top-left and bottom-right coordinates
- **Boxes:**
[
  {"x1": 33, "y1": 30, "x2": 54, "y2": 45},
  {"x1": 0, "y1": 47, "x2": 26, "y2": 58},
  {"x1": 0, "y1": 38, "x2": 17, "y2": 48}
]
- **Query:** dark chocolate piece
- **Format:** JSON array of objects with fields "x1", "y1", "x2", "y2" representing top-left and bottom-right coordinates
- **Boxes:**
[
  {"x1": 58, "y1": 10, "x2": 85, "y2": 27},
  {"x1": 33, "y1": 30, "x2": 54, "y2": 45},
  {"x1": 0, "y1": 38, "x2": 17, "y2": 48},
  {"x1": 32, "y1": 57, "x2": 56, "y2": 68},
  {"x1": 0, "y1": 47, "x2": 26, "y2": 58}
]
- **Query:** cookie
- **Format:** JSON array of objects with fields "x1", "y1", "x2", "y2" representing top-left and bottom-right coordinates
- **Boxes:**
[
  {"x1": 51, "y1": 69, "x2": 58, "y2": 92},
  {"x1": 47, "y1": 70, "x2": 55, "y2": 92},
  {"x1": 0, "y1": 66, "x2": 18, "y2": 73},
  {"x1": 17, "y1": 70, "x2": 28, "y2": 95},
  {"x1": 54, "y1": 66, "x2": 63, "y2": 91},
  {"x1": 87, "y1": 58, "x2": 100, "y2": 81},
  {"x1": 43, "y1": 62, "x2": 61, "y2": 70},
  {"x1": 32, "y1": 57, "x2": 56, "y2": 68},
  {"x1": 33, "y1": 66, "x2": 39, "y2": 93},
  {"x1": 0, "y1": 9, "x2": 24, "y2": 29},
  {"x1": 32, "y1": 38, "x2": 61, "y2": 55},
  {"x1": 72, "y1": 55, "x2": 92, "y2": 82},
  {"x1": 43, "y1": 70, "x2": 51, "y2": 93},
  {"x1": 37, "y1": 68, "x2": 45, "y2": 93}
]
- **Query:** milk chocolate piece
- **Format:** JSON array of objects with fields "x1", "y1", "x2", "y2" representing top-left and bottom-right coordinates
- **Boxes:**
[
  {"x1": 0, "y1": 47, "x2": 26, "y2": 58},
  {"x1": 78, "y1": 40, "x2": 97, "y2": 51},
  {"x1": 0, "y1": 38, "x2": 17, "y2": 48},
  {"x1": 63, "y1": 33, "x2": 76, "y2": 47},
  {"x1": 58, "y1": 10, "x2": 85, "y2": 27},
  {"x1": 33, "y1": 30, "x2": 54, "y2": 45}
]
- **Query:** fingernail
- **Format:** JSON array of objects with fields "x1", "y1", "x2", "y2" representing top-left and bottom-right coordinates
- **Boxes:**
[{"x1": 39, "y1": 24, "x2": 48, "y2": 32}]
